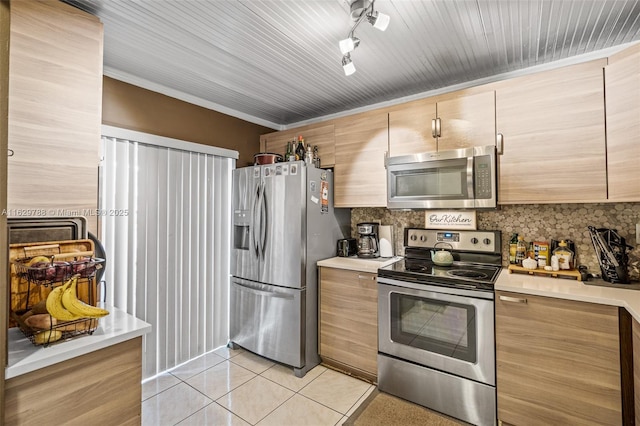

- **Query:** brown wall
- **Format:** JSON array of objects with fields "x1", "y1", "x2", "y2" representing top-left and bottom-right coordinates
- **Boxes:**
[{"x1": 102, "y1": 76, "x2": 273, "y2": 167}]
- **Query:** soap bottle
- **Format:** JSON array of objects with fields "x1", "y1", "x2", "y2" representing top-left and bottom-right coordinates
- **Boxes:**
[
  {"x1": 552, "y1": 240, "x2": 574, "y2": 270},
  {"x1": 515, "y1": 236, "x2": 527, "y2": 266}
]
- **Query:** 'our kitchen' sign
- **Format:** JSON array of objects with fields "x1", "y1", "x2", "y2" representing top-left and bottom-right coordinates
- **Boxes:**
[{"x1": 425, "y1": 211, "x2": 477, "y2": 230}]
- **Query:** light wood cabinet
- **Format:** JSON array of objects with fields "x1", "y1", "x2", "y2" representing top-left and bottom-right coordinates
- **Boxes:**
[
  {"x1": 496, "y1": 291, "x2": 622, "y2": 425},
  {"x1": 8, "y1": 0, "x2": 103, "y2": 235},
  {"x1": 334, "y1": 110, "x2": 388, "y2": 207},
  {"x1": 388, "y1": 98, "x2": 437, "y2": 156},
  {"x1": 5, "y1": 337, "x2": 142, "y2": 425},
  {"x1": 319, "y1": 267, "x2": 378, "y2": 381},
  {"x1": 434, "y1": 90, "x2": 496, "y2": 151},
  {"x1": 260, "y1": 123, "x2": 335, "y2": 167},
  {"x1": 495, "y1": 59, "x2": 607, "y2": 204},
  {"x1": 634, "y1": 317, "x2": 640, "y2": 425},
  {"x1": 605, "y1": 43, "x2": 640, "y2": 201},
  {"x1": 388, "y1": 90, "x2": 495, "y2": 156}
]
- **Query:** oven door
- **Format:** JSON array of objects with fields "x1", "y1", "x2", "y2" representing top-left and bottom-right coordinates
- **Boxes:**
[{"x1": 378, "y1": 279, "x2": 495, "y2": 385}]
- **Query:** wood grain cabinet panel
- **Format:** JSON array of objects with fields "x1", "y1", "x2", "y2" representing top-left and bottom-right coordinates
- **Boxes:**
[
  {"x1": 333, "y1": 110, "x2": 388, "y2": 207},
  {"x1": 8, "y1": 1, "x2": 103, "y2": 235},
  {"x1": 319, "y1": 267, "x2": 378, "y2": 381},
  {"x1": 435, "y1": 90, "x2": 496, "y2": 151},
  {"x1": 260, "y1": 124, "x2": 335, "y2": 167},
  {"x1": 605, "y1": 43, "x2": 640, "y2": 201},
  {"x1": 5, "y1": 337, "x2": 142, "y2": 426},
  {"x1": 496, "y1": 291, "x2": 622, "y2": 425},
  {"x1": 495, "y1": 59, "x2": 607, "y2": 204},
  {"x1": 388, "y1": 90, "x2": 495, "y2": 157},
  {"x1": 388, "y1": 98, "x2": 437, "y2": 156}
]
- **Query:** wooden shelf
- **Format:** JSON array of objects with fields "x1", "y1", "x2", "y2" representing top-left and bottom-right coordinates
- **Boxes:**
[{"x1": 508, "y1": 264, "x2": 581, "y2": 280}]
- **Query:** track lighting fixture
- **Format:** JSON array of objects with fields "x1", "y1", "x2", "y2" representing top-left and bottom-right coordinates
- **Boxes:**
[
  {"x1": 338, "y1": 0, "x2": 390, "y2": 76},
  {"x1": 342, "y1": 54, "x2": 356, "y2": 76}
]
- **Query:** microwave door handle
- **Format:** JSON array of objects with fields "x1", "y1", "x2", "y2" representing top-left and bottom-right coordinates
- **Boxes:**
[{"x1": 467, "y1": 157, "x2": 475, "y2": 198}]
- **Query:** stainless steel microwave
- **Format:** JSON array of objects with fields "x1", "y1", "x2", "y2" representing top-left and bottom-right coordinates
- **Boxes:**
[{"x1": 385, "y1": 145, "x2": 497, "y2": 210}]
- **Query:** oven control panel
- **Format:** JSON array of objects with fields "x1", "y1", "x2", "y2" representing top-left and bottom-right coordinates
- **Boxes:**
[{"x1": 405, "y1": 228, "x2": 500, "y2": 253}]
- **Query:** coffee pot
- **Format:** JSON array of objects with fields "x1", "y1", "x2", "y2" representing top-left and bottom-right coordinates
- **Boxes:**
[{"x1": 357, "y1": 223, "x2": 379, "y2": 258}]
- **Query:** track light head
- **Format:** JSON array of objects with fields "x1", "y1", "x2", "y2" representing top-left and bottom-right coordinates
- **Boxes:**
[
  {"x1": 342, "y1": 54, "x2": 356, "y2": 76},
  {"x1": 339, "y1": 36, "x2": 360, "y2": 55},
  {"x1": 367, "y1": 10, "x2": 390, "y2": 31}
]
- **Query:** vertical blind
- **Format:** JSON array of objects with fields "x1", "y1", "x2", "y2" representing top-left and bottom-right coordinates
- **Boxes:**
[{"x1": 100, "y1": 129, "x2": 235, "y2": 379}]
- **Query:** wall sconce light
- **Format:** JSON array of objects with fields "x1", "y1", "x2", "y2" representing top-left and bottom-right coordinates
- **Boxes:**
[{"x1": 338, "y1": 0, "x2": 390, "y2": 76}]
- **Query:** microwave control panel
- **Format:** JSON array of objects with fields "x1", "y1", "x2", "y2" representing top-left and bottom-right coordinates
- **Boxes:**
[{"x1": 474, "y1": 155, "x2": 493, "y2": 199}]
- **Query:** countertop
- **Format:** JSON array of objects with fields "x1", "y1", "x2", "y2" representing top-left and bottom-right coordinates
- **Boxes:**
[
  {"x1": 495, "y1": 269, "x2": 640, "y2": 322},
  {"x1": 6, "y1": 305, "x2": 151, "y2": 379},
  {"x1": 317, "y1": 256, "x2": 403, "y2": 273}
]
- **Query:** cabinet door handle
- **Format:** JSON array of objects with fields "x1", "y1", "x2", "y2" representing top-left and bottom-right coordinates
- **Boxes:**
[
  {"x1": 435, "y1": 118, "x2": 442, "y2": 138},
  {"x1": 431, "y1": 119, "x2": 436, "y2": 138},
  {"x1": 496, "y1": 133, "x2": 504, "y2": 155},
  {"x1": 358, "y1": 274, "x2": 376, "y2": 281},
  {"x1": 499, "y1": 295, "x2": 527, "y2": 304}
]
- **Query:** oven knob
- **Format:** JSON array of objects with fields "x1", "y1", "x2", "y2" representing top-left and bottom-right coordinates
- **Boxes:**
[
  {"x1": 471, "y1": 237, "x2": 478, "y2": 244},
  {"x1": 420, "y1": 235, "x2": 427, "y2": 242},
  {"x1": 410, "y1": 234, "x2": 417, "y2": 241},
  {"x1": 483, "y1": 238, "x2": 491, "y2": 245}
]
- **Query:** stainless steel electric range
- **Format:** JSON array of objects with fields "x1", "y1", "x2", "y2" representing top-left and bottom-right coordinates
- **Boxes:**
[{"x1": 377, "y1": 228, "x2": 502, "y2": 426}]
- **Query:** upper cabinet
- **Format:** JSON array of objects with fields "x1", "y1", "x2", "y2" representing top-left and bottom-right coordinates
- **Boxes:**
[
  {"x1": 495, "y1": 59, "x2": 607, "y2": 204},
  {"x1": 435, "y1": 90, "x2": 496, "y2": 151},
  {"x1": 8, "y1": 1, "x2": 103, "y2": 234},
  {"x1": 334, "y1": 110, "x2": 388, "y2": 208},
  {"x1": 388, "y1": 89, "x2": 495, "y2": 157},
  {"x1": 388, "y1": 98, "x2": 437, "y2": 156},
  {"x1": 605, "y1": 43, "x2": 640, "y2": 201},
  {"x1": 260, "y1": 123, "x2": 335, "y2": 168}
]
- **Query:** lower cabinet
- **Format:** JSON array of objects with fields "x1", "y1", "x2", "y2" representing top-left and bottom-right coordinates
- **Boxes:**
[
  {"x1": 318, "y1": 267, "x2": 378, "y2": 382},
  {"x1": 495, "y1": 291, "x2": 622, "y2": 425},
  {"x1": 5, "y1": 337, "x2": 142, "y2": 425}
]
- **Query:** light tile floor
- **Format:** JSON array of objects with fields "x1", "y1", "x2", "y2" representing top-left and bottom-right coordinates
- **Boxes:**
[{"x1": 142, "y1": 346, "x2": 375, "y2": 426}]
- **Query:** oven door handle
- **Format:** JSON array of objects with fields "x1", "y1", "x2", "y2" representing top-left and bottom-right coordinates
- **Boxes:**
[{"x1": 499, "y1": 295, "x2": 527, "y2": 304}]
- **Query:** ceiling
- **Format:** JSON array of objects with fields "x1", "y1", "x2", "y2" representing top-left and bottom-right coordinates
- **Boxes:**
[{"x1": 65, "y1": 0, "x2": 640, "y2": 130}]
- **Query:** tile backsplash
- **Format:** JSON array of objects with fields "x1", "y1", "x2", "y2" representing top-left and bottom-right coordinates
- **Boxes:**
[{"x1": 351, "y1": 203, "x2": 640, "y2": 281}]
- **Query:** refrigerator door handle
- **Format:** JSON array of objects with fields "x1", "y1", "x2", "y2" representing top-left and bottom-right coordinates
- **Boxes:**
[
  {"x1": 252, "y1": 181, "x2": 261, "y2": 258},
  {"x1": 260, "y1": 181, "x2": 268, "y2": 257}
]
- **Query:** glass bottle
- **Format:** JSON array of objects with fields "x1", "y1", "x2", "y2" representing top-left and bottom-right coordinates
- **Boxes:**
[
  {"x1": 313, "y1": 145, "x2": 320, "y2": 168},
  {"x1": 552, "y1": 240, "x2": 574, "y2": 270},
  {"x1": 295, "y1": 135, "x2": 305, "y2": 161},
  {"x1": 515, "y1": 235, "x2": 527, "y2": 266},
  {"x1": 509, "y1": 233, "x2": 518, "y2": 264},
  {"x1": 287, "y1": 140, "x2": 296, "y2": 161},
  {"x1": 284, "y1": 141, "x2": 292, "y2": 162}
]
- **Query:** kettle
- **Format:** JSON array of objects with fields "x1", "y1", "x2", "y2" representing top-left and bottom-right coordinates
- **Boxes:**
[{"x1": 431, "y1": 242, "x2": 454, "y2": 266}]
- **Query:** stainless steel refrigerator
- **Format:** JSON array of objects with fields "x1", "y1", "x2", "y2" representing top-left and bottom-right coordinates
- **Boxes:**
[{"x1": 230, "y1": 161, "x2": 349, "y2": 377}]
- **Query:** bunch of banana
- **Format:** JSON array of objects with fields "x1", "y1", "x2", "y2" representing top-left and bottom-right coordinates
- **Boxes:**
[
  {"x1": 46, "y1": 275, "x2": 109, "y2": 320},
  {"x1": 46, "y1": 279, "x2": 82, "y2": 321},
  {"x1": 60, "y1": 274, "x2": 109, "y2": 318}
]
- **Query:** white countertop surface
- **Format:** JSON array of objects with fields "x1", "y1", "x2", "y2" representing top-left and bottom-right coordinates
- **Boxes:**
[
  {"x1": 317, "y1": 256, "x2": 402, "y2": 273},
  {"x1": 495, "y1": 269, "x2": 640, "y2": 322},
  {"x1": 6, "y1": 306, "x2": 151, "y2": 379}
]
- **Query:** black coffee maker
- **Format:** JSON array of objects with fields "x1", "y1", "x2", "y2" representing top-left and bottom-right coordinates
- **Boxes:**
[{"x1": 357, "y1": 222, "x2": 379, "y2": 258}]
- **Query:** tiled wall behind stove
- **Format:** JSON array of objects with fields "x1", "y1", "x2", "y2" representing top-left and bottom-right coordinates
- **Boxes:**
[{"x1": 351, "y1": 202, "x2": 640, "y2": 281}]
